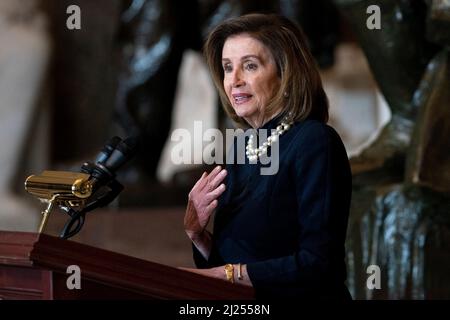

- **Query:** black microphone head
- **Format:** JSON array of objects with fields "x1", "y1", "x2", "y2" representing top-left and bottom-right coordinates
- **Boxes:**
[
  {"x1": 95, "y1": 136, "x2": 122, "y2": 164},
  {"x1": 104, "y1": 136, "x2": 139, "y2": 172}
]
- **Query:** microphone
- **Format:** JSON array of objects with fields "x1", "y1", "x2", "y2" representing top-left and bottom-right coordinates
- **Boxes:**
[
  {"x1": 104, "y1": 137, "x2": 138, "y2": 172},
  {"x1": 94, "y1": 136, "x2": 122, "y2": 164},
  {"x1": 82, "y1": 136, "x2": 138, "y2": 191},
  {"x1": 24, "y1": 136, "x2": 139, "y2": 236}
]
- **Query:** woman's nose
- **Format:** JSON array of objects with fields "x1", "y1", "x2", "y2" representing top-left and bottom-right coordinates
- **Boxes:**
[{"x1": 231, "y1": 70, "x2": 245, "y2": 87}]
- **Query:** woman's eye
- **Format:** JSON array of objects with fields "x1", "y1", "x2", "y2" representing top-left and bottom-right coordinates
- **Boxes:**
[
  {"x1": 245, "y1": 63, "x2": 258, "y2": 71},
  {"x1": 223, "y1": 64, "x2": 232, "y2": 73}
]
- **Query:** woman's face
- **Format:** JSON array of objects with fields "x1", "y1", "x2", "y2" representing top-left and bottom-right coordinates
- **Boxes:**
[{"x1": 222, "y1": 33, "x2": 280, "y2": 128}]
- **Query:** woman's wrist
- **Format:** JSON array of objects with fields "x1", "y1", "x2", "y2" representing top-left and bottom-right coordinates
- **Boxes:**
[
  {"x1": 188, "y1": 230, "x2": 212, "y2": 260},
  {"x1": 223, "y1": 263, "x2": 245, "y2": 282},
  {"x1": 186, "y1": 229, "x2": 209, "y2": 241},
  {"x1": 222, "y1": 263, "x2": 252, "y2": 286}
]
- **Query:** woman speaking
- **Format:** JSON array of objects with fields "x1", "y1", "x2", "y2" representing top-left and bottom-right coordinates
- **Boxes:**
[{"x1": 183, "y1": 13, "x2": 352, "y2": 299}]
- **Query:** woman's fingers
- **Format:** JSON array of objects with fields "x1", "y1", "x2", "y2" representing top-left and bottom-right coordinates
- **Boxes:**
[
  {"x1": 189, "y1": 166, "x2": 227, "y2": 218},
  {"x1": 208, "y1": 168, "x2": 227, "y2": 190},
  {"x1": 190, "y1": 166, "x2": 216, "y2": 192},
  {"x1": 198, "y1": 171, "x2": 208, "y2": 185},
  {"x1": 205, "y1": 199, "x2": 218, "y2": 213},
  {"x1": 205, "y1": 184, "x2": 226, "y2": 203},
  {"x1": 192, "y1": 171, "x2": 208, "y2": 191},
  {"x1": 198, "y1": 166, "x2": 226, "y2": 192},
  {"x1": 205, "y1": 165, "x2": 222, "y2": 183},
  {"x1": 189, "y1": 171, "x2": 209, "y2": 200}
]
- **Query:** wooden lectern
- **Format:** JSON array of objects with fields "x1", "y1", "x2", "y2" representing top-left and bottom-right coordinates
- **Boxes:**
[{"x1": 0, "y1": 231, "x2": 254, "y2": 300}]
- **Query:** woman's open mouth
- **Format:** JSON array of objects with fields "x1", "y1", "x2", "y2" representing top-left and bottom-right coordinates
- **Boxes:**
[{"x1": 232, "y1": 93, "x2": 253, "y2": 105}]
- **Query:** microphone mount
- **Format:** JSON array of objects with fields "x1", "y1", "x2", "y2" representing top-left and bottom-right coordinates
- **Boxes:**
[{"x1": 24, "y1": 136, "x2": 138, "y2": 239}]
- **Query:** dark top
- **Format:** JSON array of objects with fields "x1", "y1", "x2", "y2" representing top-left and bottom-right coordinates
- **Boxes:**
[{"x1": 192, "y1": 115, "x2": 352, "y2": 299}]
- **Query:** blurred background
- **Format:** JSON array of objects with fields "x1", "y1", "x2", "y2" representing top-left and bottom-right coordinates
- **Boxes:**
[{"x1": 0, "y1": 0, "x2": 449, "y2": 299}]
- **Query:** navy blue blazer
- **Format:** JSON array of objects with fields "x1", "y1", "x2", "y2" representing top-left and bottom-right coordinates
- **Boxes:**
[{"x1": 193, "y1": 115, "x2": 352, "y2": 299}]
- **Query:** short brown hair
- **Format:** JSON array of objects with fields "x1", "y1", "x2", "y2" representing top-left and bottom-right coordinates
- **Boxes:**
[{"x1": 204, "y1": 13, "x2": 329, "y2": 127}]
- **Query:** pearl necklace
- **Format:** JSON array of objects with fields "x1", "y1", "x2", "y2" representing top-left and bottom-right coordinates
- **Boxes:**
[{"x1": 246, "y1": 117, "x2": 294, "y2": 161}]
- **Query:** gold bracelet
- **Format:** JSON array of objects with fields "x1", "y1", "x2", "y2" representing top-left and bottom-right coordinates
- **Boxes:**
[
  {"x1": 237, "y1": 263, "x2": 243, "y2": 280},
  {"x1": 224, "y1": 264, "x2": 234, "y2": 283}
]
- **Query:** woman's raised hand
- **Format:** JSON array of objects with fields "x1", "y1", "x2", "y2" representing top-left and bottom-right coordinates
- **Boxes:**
[{"x1": 184, "y1": 165, "x2": 227, "y2": 239}]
